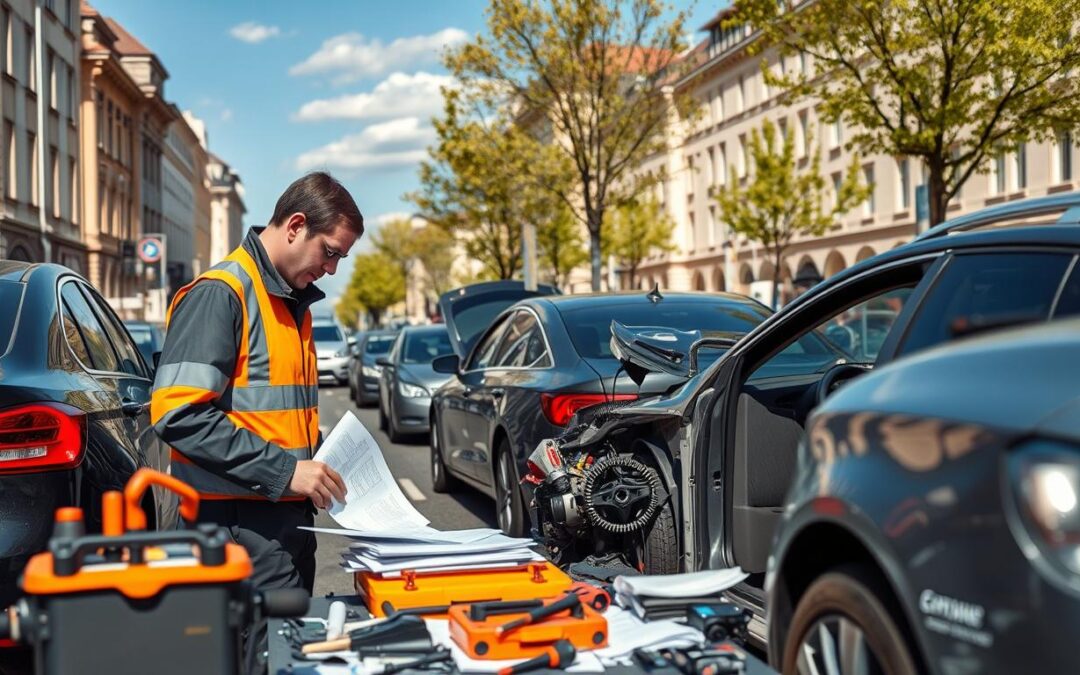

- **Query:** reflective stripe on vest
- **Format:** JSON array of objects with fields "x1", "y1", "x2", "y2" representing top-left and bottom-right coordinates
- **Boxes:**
[{"x1": 151, "y1": 245, "x2": 318, "y2": 500}]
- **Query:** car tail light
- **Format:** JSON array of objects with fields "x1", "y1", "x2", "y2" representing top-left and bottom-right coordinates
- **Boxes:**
[
  {"x1": 540, "y1": 393, "x2": 638, "y2": 427},
  {"x1": 0, "y1": 402, "x2": 86, "y2": 474},
  {"x1": 1006, "y1": 440, "x2": 1080, "y2": 582}
]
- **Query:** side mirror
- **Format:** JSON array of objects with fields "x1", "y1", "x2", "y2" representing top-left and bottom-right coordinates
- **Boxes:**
[
  {"x1": 376, "y1": 356, "x2": 392, "y2": 367},
  {"x1": 347, "y1": 336, "x2": 357, "y2": 346},
  {"x1": 431, "y1": 354, "x2": 460, "y2": 374}
]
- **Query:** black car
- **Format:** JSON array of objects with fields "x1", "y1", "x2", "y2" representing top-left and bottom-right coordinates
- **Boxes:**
[
  {"x1": 0, "y1": 263, "x2": 178, "y2": 608},
  {"x1": 533, "y1": 192, "x2": 1080, "y2": 646},
  {"x1": 431, "y1": 281, "x2": 784, "y2": 537},
  {"x1": 121, "y1": 320, "x2": 165, "y2": 368},
  {"x1": 767, "y1": 318, "x2": 1080, "y2": 675},
  {"x1": 348, "y1": 329, "x2": 397, "y2": 406}
]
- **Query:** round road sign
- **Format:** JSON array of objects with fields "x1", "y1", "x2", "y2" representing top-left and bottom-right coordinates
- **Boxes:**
[{"x1": 138, "y1": 237, "x2": 163, "y2": 264}]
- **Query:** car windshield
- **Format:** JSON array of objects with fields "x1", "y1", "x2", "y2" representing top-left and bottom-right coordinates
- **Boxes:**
[
  {"x1": 312, "y1": 325, "x2": 343, "y2": 342},
  {"x1": 365, "y1": 336, "x2": 395, "y2": 354},
  {"x1": 402, "y1": 330, "x2": 454, "y2": 364},
  {"x1": 561, "y1": 300, "x2": 771, "y2": 363}
]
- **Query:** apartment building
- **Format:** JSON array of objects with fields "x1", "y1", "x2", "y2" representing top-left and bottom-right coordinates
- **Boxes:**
[{"x1": 1, "y1": 0, "x2": 82, "y2": 271}]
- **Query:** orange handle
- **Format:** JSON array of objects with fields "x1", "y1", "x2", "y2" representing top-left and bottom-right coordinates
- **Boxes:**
[
  {"x1": 102, "y1": 491, "x2": 124, "y2": 537},
  {"x1": 123, "y1": 468, "x2": 200, "y2": 531}
]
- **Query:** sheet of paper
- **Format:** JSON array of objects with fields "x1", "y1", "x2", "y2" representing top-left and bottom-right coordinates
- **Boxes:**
[
  {"x1": 301, "y1": 525, "x2": 503, "y2": 544},
  {"x1": 592, "y1": 606, "x2": 705, "y2": 661},
  {"x1": 312, "y1": 411, "x2": 429, "y2": 531},
  {"x1": 345, "y1": 549, "x2": 544, "y2": 574},
  {"x1": 613, "y1": 568, "x2": 749, "y2": 599},
  {"x1": 340, "y1": 560, "x2": 535, "y2": 577},
  {"x1": 348, "y1": 534, "x2": 534, "y2": 557},
  {"x1": 424, "y1": 618, "x2": 605, "y2": 673}
]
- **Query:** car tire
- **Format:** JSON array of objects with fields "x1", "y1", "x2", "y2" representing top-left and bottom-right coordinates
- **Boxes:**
[
  {"x1": 349, "y1": 379, "x2": 358, "y2": 403},
  {"x1": 494, "y1": 440, "x2": 526, "y2": 538},
  {"x1": 378, "y1": 403, "x2": 388, "y2": 432},
  {"x1": 641, "y1": 497, "x2": 679, "y2": 574},
  {"x1": 430, "y1": 413, "x2": 458, "y2": 493},
  {"x1": 781, "y1": 566, "x2": 919, "y2": 675},
  {"x1": 386, "y1": 400, "x2": 404, "y2": 444}
]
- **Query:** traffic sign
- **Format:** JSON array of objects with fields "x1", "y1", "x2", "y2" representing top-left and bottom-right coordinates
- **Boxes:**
[{"x1": 137, "y1": 237, "x2": 163, "y2": 264}]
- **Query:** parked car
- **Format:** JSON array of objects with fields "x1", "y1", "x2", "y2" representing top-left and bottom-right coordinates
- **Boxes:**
[
  {"x1": 121, "y1": 320, "x2": 165, "y2": 369},
  {"x1": 377, "y1": 325, "x2": 455, "y2": 443},
  {"x1": 534, "y1": 192, "x2": 1080, "y2": 647},
  {"x1": 0, "y1": 263, "x2": 178, "y2": 610},
  {"x1": 431, "y1": 281, "x2": 789, "y2": 537},
  {"x1": 312, "y1": 318, "x2": 350, "y2": 385},
  {"x1": 348, "y1": 329, "x2": 398, "y2": 406},
  {"x1": 767, "y1": 318, "x2": 1080, "y2": 675}
]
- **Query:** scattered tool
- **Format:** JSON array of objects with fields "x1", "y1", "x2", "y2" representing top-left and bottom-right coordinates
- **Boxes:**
[
  {"x1": 326, "y1": 599, "x2": 348, "y2": 640},
  {"x1": 496, "y1": 639, "x2": 576, "y2": 675},
  {"x1": 685, "y1": 603, "x2": 752, "y2": 645},
  {"x1": 302, "y1": 613, "x2": 432, "y2": 655},
  {"x1": 449, "y1": 592, "x2": 607, "y2": 660},
  {"x1": 0, "y1": 469, "x2": 308, "y2": 675},
  {"x1": 380, "y1": 645, "x2": 453, "y2": 674},
  {"x1": 568, "y1": 581, "x2": 612, "y2": 611}
]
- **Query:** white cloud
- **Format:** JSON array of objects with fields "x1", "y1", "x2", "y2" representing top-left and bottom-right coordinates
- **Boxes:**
[
  {"x1": 295, "y1": 117, "x2": 436, "y2": 172},
  {"x1": 289, "y1": 28, "x2": 467, "y2": 84},
  {"x1": 374, "y1": 212, "x2": 415, "y2": 227},
  {"x1": 229, "y1": 22, "x2": 281, "y2": 44},
  {"x1": 220, "y1": 108, "x2": 233, "y2": 122},
  {"x1": 294, "y1": 72, "x2": 455, "y2": 122}
]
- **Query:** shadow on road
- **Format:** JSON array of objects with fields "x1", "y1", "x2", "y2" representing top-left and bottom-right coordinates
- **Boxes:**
[{"x1": 448, "y1": 489, "x2": 500, "y2": 528}]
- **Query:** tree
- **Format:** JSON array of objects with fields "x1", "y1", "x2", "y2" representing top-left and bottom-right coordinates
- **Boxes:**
[
  {"x1": 605, "y1": 196, "x2": 676, "y2": 289},
  {"x1": 536, "y1": 204, "x2": 589, "y2": 290},
  {"x1": 340, "y1": 252, "x2": 406, "y2": 327},
  {"x1": 733, "y1": 0, "x2": 1080, "y2": 227},
  {"x1": 447, "y1": 0, "x2": 696, "y2": 290},
  {"x1": 335, "y1": 293, "x2": 364, "y2": 329},
  {"x1": 370, "y1": 218, "x2": 417, "y2": 279},
  {"x1": 412, "y1": 225, "x2": 456, "y2": 297},
  {"x1": 715, "y1": 118, "x2": 869, "y2": 307}
]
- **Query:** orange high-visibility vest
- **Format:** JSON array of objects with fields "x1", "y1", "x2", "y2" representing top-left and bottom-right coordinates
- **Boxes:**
[{"x1": 150, "y1": 245, "x2": 318, "y2": 500}]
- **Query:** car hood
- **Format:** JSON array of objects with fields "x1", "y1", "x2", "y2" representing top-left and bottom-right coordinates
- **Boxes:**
[
  {"x1": 315, "y1": 341, "x2": 346, "y2": 358},
  {"x1": 398, "y1": 363, "x2": 452, "y2": 393}
]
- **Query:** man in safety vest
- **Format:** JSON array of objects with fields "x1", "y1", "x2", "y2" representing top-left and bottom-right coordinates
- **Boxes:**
[{"x1": 151, "y1": 172, "x2": 362, "y2": 594}]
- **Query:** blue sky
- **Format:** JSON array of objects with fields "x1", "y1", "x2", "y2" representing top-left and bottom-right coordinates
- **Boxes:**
[{"x1": 92, "y1": 0, "x2": 714, "y2": 315}]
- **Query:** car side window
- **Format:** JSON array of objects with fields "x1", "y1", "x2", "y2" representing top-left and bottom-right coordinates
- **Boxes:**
[
  {"x1": 60, "y1": 281, "x2": 120, "y2": 372},
  {"x1": 59, "y1": 299, "x2": 92, "y2": 366},
  {"x1": 898, "y1": 252, "x2": 1073, "y2": 357},
  {"x1": 468, "y1": 315, "x2": 512, "y2": 370},
  {"x1": 493, "y1": 311, "x2": 550, "y2": 368},
  {"x1": 80, "y1": 284, "x2": 148, "y2": 378},
  {"x1": 1053, "y1": 260, "x2": 1080, "y2": 318}
]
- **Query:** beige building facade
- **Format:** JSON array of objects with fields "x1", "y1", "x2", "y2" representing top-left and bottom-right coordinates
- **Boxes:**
[
  {"x1": 623, "y1": 10, "x2": 1079, "y2": 304},
  {"x1": 1, "y1": 0, "x2": 82, "y2": 271},
  {"x1": 207, "y1": 150, "x2": 244, "y2": 266},
  {"x1": 161, "y1": 106, "x2": 208, "y2": 292}
]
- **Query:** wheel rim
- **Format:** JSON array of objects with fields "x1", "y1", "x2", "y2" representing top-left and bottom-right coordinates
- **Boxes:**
[
  {"x1": 797, "y1": 614, "x2": 881, "y2": 675},
  {"x1": 497, "y1": 452, "x2": 513, "y2": 532},
  {"x1": 431, "y1": 423, "x2": 443, "y2": 482}
]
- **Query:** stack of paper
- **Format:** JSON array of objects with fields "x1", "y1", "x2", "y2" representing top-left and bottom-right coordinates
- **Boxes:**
[
  {"x1": 593, "y1": 606, "x2": 706, "y2": 662},
  {"x1": 304, "y1": 412, "x2": 543, "y2": 576},
  {"x1": 613, "y1": 568, "x2": 750, "y2": 620}
]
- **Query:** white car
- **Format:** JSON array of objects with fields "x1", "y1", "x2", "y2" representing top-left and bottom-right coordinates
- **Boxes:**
[{"x1": 312, "y1": 319, "x2": 351, "y2": 385}]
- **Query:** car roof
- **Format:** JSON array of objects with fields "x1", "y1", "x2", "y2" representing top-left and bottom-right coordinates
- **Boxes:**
[
  {"x1": 400, "y1": 324, "x2": 448, "y2": 335},
  {"x1": 530, "y1": 290, "x2": 766, "y2": 313}
]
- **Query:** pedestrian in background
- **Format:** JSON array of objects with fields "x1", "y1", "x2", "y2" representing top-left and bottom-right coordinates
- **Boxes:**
[{"x1": 151, "y1": 171, "x2": 363, "y2": 594}]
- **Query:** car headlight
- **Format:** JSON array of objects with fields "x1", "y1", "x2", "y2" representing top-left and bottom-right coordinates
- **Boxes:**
[
  {"x1": 362, "y1": 365, "x2": 381, "y2": 378},
  {"x1": 399, "y1": 380, "x2": 428, "y2": 398},
  {"x1": 334, "y1": 347, "x2": 350, "y2": 358},
  {"x1": 1006, "y1": 440, "x2": 1080, "y2": 585}
]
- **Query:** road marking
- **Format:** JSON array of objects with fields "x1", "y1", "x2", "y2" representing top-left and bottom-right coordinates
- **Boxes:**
[{"x1": 398, "y1": 478, "x2": 426, "y2": 502}]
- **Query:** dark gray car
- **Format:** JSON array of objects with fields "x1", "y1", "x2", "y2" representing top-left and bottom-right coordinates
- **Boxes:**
[
  {"x1": 376, "y1": 325, "x2": 454, "y2": 443},
  {"x1": 768, "y1": 318, "x2": 1080, "y2": 675},
  {"x1": 348, "y1": 329, "x2": 397, "y2": 406}
]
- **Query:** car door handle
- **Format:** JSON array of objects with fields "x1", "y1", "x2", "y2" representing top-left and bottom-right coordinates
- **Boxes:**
[
  {"x1": 490, "y1": 388, "x2": 505, "y2": 399},
  {"x1": 121, "y1": 399, "x2": 147, "y2": 417}
]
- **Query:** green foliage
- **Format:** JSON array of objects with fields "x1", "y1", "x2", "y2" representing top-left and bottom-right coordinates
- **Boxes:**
[
  {"x1": 341, "y1": 251, "x2": 406, "y2": 326},
  {"x1": 446, "y1": 0, "x2": 696, "y2": 290},
  {"x1": 606, "y1": 196, "x2": 676, "y2": 289},
  {"x1": 715, "y1": 118, "x2": 869, "y2": 306},
  {"x1": 412, "y1": 225, "x2": 456, "y2": 296},
  {"x1": 537, "y1": 204, "x2": 589, "y2": 290},
  {"x1": 733, "y1": 0, "x2": 1080, "y2": 225}
]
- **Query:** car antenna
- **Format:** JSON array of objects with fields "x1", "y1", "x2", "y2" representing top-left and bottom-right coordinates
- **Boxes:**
[{"x1": 647, "y1": 284, "x2": 663, "y2": 304}]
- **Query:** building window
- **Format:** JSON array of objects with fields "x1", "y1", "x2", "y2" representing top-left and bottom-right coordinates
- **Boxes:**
[
  {"x1": 689, "y1": 211, "x2": 697, "y2": 251},
  {"x1": 993, "y1": 151, "x2": 1006, "y2": 195},
  {"x1": 1013, "y1": 144, "x2": 1027, "y2": 190},
  {"x1": 708, "y1": 205, "x2": 717, "y2": 246},
  {"x1": 1057, "y1": 131, "x2": 1073, "y2": 183},
  {"x1": 705, "y1": 148, "x2": 714, "y2": 186},
  {"x1": 862, "y1": 165, "x2": 875, "y2": 217},
  {"x1": 716, "y1": 143, "x2": 726, "y2": 185},
  {"x1": 830, "y1": 118, "x2": 843, "y2": 149},
  {"x1": 50, "y1": 147, "x2": 58, "y2": 218},
  {"x1": 5, "y1": 122, "x2": 13, "y2": 199},
  {"x1": 47, "y1": 49, "x2": 56, "y2": 110},
  {"x1": 736, "y1": 135, "x2": 747, "y2": 178},
  {"x1": 831, "y1": 172, "x2": 842, "y2": 210},
  {"x1": 711, "y1": 89, "x2": 723, "y2": 124},
  {"x1": 897, "y1": 158, "x2": 910, "y2": 210},
  {"x1": 69, "y1": 157, "x2": 77, "y2": 224},
  {"x1": 799, "y1": 52, "x2": 808, "y2": 75},
  {"x1": 735, "y1": 75, "x2": 744, "y2": 113},
  {"x1": 106, "y1": 100, "x2": 113, "y2": 155},
  {"x1": 28, "y1": 132, "x2": 36, "y2": 206},
  {"x1": 25, "y1": 26, "x2": 33, "y2": 90},
  {"x1": 96, "y1": 93, "x2": 104, "y2": 148},
  {"x1": 796, "y1": 111, "x2": 808, "y2": 159},
  {"x1": 0, "y1": 6, "x2": 8, "y2": 76}
]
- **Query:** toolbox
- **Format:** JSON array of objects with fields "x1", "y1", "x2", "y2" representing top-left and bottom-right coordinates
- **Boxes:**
[
  {"x1": 5, "y1": 469, "x2": 257, "y2": 675},
  {"x1": 355, "y1": 562, "x2": 573, "y2": 618},
  {"x1": 448, "y1": 593, "x2": 608, "y2": 660}
]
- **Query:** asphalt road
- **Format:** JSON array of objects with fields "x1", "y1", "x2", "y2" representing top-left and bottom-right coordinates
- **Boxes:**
[{"x1": 311, "y1": 384, "x2": 498, "y2": 597}]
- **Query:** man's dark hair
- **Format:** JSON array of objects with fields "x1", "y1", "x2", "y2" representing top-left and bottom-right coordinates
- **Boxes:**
[{"x1": 270, "y1": 172, "x2": 364, "y2": 237}]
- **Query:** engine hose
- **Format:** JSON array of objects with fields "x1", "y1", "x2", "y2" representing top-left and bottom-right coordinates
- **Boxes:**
[{"x1": 582, "y1": 455, "x2": 661, "y2": 534}]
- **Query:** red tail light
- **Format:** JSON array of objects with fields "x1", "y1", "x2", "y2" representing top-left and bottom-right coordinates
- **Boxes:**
[
  {"x1": 0, "y1": 402, "x2": 86, "y2": 474},
  {"x1": 540, "y1": 393, "x2": 638, "y2": 427}
]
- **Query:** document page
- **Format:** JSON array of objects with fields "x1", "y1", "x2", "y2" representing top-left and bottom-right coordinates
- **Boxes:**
[{"x1": 313, "y1": 411, "x2": 429, "y2": 531}]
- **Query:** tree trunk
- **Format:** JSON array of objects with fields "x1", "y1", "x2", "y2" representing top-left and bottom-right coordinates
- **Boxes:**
[
  {"x1": 589, "y1": 229, "x2": 603, "y2": 292},
  {"x1": 927, "y1": 160, "x2": 949, "y2": 228},
  {"x1": 772, "y1": 246, "x2": 783, "y2": 310},
  {"x1": 371, "y1": 309, "x2": 382, "y2": 327},
  {"x1": 628, "y1": 266, "x2": 637, "y2": 290}
]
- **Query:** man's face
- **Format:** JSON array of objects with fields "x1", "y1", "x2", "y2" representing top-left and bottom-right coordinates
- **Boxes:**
[{"x1": 284, "y1": 216, "x2": 360, "y2": 289}]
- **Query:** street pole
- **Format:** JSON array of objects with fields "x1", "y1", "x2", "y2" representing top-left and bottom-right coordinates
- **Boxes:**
[{"x1": 522, "y1": 222, "x2": 537, "y2": 291}]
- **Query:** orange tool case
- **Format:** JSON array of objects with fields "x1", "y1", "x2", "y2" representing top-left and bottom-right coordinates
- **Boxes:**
[
  {"x1": 448, "y1": 594, "x2": 608, "y2": 660},
  {"x1": 354, "y1": 562, "x2": 573, "y2": 618},
  {"x1": 7, "y1": 469, "x2": 254, "y2": 675}
]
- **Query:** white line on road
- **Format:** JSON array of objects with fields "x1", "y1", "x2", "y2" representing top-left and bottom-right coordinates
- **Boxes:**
[{"x1": 398, "y1": 478, "x2": 426, "y2": 502}]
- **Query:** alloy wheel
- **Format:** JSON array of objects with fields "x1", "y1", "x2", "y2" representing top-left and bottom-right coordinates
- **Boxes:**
[
  {"x1": 497, "y1": 452, "x2": 514, "y2": 532},
  {"x1": 797, "y1": 614, "x2": 882, "y2": 675}
]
